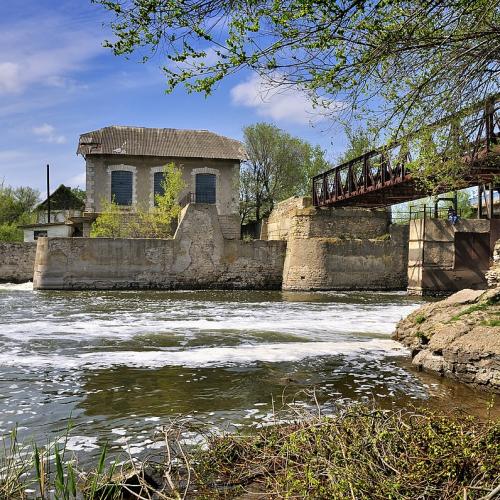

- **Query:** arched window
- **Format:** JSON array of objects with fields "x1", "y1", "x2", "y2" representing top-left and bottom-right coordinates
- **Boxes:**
[
  {"x1": 153, "y1": 171, "x2": 165, "y2": 206},
  {"x1": 111, "y1": 170, "x2": 133, "y2": 205},
  {"x1": 195, "y1": 173, "x2": 216, "y2": 204}
]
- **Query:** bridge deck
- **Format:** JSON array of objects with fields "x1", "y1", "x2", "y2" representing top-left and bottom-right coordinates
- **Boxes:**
[{"x1": 313, "y1": 97, "x2": 500, "y2": 208}]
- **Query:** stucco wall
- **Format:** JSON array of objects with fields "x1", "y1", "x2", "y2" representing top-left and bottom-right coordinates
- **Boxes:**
[
  {"x1": 282, "y1": 225, "x2": 409, "y2": 290},
  {"x1": 33, "y1": 204, "x2": 285, "y2": 290},
  {"x1": 85, "y1": 155, "x2": 240, "y2": 216},
  {"x1": 0, "y1": 242, "x2": 36, "y2": 283}
]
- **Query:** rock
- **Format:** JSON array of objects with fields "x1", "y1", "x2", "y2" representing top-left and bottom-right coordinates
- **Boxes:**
[
  {"x1": 442, "y1": 288, "x2": 484, "y2": 306},
  {"x1": 393, "y1": 284, "x2": 500, "y2": 393}
]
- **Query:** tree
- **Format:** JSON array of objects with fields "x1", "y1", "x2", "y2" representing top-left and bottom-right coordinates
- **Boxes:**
[
  {"x1": 240, "y1": 123, "x2": 329, "y2": 223},
  {"x1": 91, "y1": 163, "x2": 186, "y2": 238},
  {"x1": 337, "y1": 127, "x2": 377, "y2": 165},
  {"x1": 0, "y1": 183, "x2": 39, "y2": 241},
  {"x1": 94, "y1": 0, "x2": 499, "y2": 137}
]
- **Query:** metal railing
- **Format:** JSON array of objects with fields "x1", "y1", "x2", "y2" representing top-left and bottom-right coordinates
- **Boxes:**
[{"x1": 313, "y1": 95, "x2": 500, "y2": 207}]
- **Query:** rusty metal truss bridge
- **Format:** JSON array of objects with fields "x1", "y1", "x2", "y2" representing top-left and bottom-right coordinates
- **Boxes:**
[{"x1": 312, "y1": 96, "x2": 500, "y2": 211}]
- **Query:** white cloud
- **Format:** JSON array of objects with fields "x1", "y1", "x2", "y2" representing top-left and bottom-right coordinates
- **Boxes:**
[
  {"x1": 33, "y1": 123, "x2": 66, "y2": 144},
  {"x1": 0, "y1": 62, "x2": 21, "y2": 93},
  {"x1": 231, "y1": 73, "x2": 339, "y2": 125},
  {"x1": 0, "y1": 15, "x2": 103, "y2": 96}
]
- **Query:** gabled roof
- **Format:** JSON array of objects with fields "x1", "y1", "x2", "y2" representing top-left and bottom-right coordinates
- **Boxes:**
[
  {"x1": 77, "y1": 126, "x2": 246, "y2": 161},
  {"x1": 37, "y1": 185, "x2": 85, "y2": 211}
]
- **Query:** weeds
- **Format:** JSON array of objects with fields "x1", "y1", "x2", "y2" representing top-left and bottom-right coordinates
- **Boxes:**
[
  {"x1": 414, "y1": 314, "x2": 426, "y2": 325},
  {"x1": 1, "y1": 404, "x2": 499, "y2": 499}
]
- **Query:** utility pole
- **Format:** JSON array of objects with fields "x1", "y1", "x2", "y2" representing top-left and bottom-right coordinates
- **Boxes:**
[{"x1": 46, "y1": 164, "x2": 51, "y2": 224}]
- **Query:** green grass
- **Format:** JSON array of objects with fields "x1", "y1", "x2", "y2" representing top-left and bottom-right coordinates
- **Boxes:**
[
  {"x1": 414, "y1": 314, "x2": 426, "y2": 324},
  {"x1": 481, "y1": 319, "x2": 500, "y2": 327},
  {"x1": 450, "y1": 296, "x2": 499, "y2": 322}
]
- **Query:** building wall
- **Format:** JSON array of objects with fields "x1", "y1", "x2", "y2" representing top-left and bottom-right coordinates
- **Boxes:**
[
  {"x1": 23, "y1": 224, "x2": 73, "y2": 243},
  {"x1": 85, "y1": 155, "x2": 240, "y2": 216},
  {"x1": 33, "y1": 204, "x2": 285, "y2": 290},
  {"x1": 407, "y1": 218, "x2": 500, "y2": 295},
  {"x1": 0, "y1": 242, "x2": 37, "y2": 283}
]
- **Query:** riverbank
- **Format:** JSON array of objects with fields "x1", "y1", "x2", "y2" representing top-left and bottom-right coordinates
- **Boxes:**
[
  {"x1": 394, "y1": 286, "x2": 500, "y2": 392},
  {"x1": 2, "y1": 404, "x2": 499, "y2": 499}
]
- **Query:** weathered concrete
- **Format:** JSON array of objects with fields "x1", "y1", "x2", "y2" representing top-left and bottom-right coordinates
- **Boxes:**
[
  {"x1": 0, "y1": 242, "x2": 36, "y2": 283},
  {"x1": 394, "y1": 286, "x2": 500, "y2": 392},
  {"x1": 282, "y1": 225, "x2": 409, "y2": 290},
  {"x1": 407, "y1": 218, "x2": 500, "y2": 295},
  {"x1": 264, "y1": 197, "x2": 408, "y2": 291},
  {"x1": 266, "y1": 197, "x2": 391, "y2": 241},
  {"x1": 33, "y1": 204, "x2": 286, "y2": 290}
]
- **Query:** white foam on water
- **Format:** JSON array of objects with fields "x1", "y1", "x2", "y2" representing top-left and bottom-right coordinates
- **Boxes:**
[
  {"x1": 0, "y1": 282, "x2": 33, "y2": 291},
  {"x1": 65, "y1": 436, "x2": 99, "y2": 452},
  {"x1": 0, "y1": 339, "x2": 408, "y2": 370},
  {"x1": 0, "y1": 302, "x2": 419, "y2": 343}
]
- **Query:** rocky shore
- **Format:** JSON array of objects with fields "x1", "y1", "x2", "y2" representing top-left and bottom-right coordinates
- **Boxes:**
[{"x1": 394, "y1": 286, "x2": 500, "y2": 392}]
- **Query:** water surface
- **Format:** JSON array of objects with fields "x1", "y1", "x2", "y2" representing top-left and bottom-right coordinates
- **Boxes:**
[{"x1": 0, "y1": 284, "x2": 496, "y2": 461}]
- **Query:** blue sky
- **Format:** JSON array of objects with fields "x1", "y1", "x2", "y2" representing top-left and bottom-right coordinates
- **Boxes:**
[{"x1": 0, "y1": 0, "x2": 350, "y2": 194}]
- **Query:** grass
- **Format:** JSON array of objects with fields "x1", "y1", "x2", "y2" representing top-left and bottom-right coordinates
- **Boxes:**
[
  {"x1": 1, "y1": 403, "x2": 499, "y2": 499},
  {"x1": 450, "y1": 295, "x2": 500, "y2": 322},
  {"x1": 481, "y1": 319, "x2": 500, "y2": 327},
  {"x1": 414, "y1": 314, "x2": 426, "y2": 325}
]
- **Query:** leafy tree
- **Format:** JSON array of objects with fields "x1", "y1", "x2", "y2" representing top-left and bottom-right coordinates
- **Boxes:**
[
  {"x1": 240, "y1": 123, "x2": 329, "y2": 222},
  {"x1": 94, "y1": 0, "x2": 499, "y2": 136},
  {"x1": 70, "y1": 187, "x2": 86, "y2": 206},
  {"x1": 337, "y1": 127, "x2": 377, "y2": 165},
  {"x1": 0, "y1": 183, "x2": 39, "y2": 241},
  {"x1": 91, "y1": 163, "x2": 186, "y2": 238}
]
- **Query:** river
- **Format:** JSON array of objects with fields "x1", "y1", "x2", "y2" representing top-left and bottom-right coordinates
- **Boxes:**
[{"x1": 0, "y1": 284, "x2": 496, "y2": 463}]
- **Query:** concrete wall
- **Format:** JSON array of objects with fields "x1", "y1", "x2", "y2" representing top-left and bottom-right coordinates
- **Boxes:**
[
  {"x1": 33, "y1": 204, "x2": 285, "y2": 290},
  {"x1": 407, "y1": 218, "x2": 500, "y2": 295},
  {"x1": 265, "y1": 197, "x2": 408, "y2": 291},
  {"x1": 0, "y1": 242, "x2": 36, "y2": 283},
  {"x1": 265, "y1": 196, "x2": 390, "y2": 241},
  {"x1": 283, "y1": 225, "x2": 409, "y2": 290},
  {"x1": 85, "y1": 155, "x2": 240, "y2": 217}
]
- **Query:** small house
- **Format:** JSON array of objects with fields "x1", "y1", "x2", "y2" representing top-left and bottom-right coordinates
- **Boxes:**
[{"x1": 20, "y1": 184, "x2": 86, "y2": 242}]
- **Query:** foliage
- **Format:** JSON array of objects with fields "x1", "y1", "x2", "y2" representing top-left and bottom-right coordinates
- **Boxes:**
[
  {"x1": 2, "y1": 404, "x2": 499, "y2": 499},
  {"x1": 0, "y1": 183, "x2": 39, "y2": 241},
  {"x1": 337, "y1": 127, "x2": 377, "y2": 165},
  {"x1": 91, "y1": 163, "x2": 185, "y2": 238},
  {"x1": 392, "y1": 188, "x2": 475, "y2": 222},
  {"x1": 240, "y1": 123, "x2": 329, "y2": 222},
  {"x1": 70, "y1": 187, "x2": 86, "y2": 205},
  {"x1": 93, "y1": 0, "x2": 499, "y2": 137}
]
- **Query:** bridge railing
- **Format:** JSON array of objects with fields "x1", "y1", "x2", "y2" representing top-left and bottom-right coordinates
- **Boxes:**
[{"x1": 313, "y1": 95, "x2": 500, "y2": 207}]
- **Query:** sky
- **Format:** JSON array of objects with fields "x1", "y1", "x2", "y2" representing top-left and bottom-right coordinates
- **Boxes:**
[{"x1": 0, "y1": 0, "x2": 350, "y2": 195}]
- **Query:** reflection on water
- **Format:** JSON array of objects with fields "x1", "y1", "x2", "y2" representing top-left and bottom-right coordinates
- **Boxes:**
[{"x1": 0, "y1": 286, "x2": 497, "y2": 461}]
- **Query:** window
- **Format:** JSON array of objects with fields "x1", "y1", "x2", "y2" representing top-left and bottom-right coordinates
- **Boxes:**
[
  {"x1": 195, "y1": 173, "x2": 216, "y2": 204},
  {"x1": 153, "y1": 171, "x2": 165, "y2": 206},
  {"x1": 34, "y1": 230, "x2": 48, "y2": 240},
  {"x1": 111, "y1": 170, "x2": 133, "y2": 205}
]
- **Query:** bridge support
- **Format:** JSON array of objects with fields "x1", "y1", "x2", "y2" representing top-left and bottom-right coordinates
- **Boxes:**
[{"x1": 408, "y1": 218, "x2": 500, "y2": 295}]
